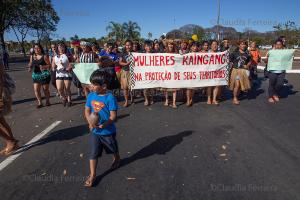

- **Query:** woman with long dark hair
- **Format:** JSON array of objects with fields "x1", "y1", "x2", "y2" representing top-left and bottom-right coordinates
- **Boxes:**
[
  {"x1": 52, "y1": 42, "x2": 73, "y2": 107},
  {"x1": 28, "y1": 43, "x2": 51, "y2": 108}
]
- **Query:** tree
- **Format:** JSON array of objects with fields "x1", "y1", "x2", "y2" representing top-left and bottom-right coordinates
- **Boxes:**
[
  {"x1": 122, "y1": 21, "x2": 141, "y2": 41},
  {"x1": 27, "y1": 0, "x2": 59, "y2": 43},
  {"x1": 11, "y1": 24, "x2": 29, "y2": 57},
  {"x1": 273, "y1": 21, "x2": 299, "y2": 46},
  {"x1": 106, "y1": 21, "x2": 125, "y2": 42},
  {"x1": 70, "y1": 34, "x2": 80, "y2": 41},
  {"x1": 0, "y1": 0, "x2": 23, "y2": 55}
]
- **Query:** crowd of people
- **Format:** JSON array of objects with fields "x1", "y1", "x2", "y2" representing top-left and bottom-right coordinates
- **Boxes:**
[
  {"x1": 0, "y1": 35, "x2": 296, "y2": 186},
  {"x1": 26, "y1": 36, "x2": 292, "y2": 109}
]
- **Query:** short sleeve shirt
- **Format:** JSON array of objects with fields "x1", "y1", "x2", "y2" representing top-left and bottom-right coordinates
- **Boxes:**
[{"x1": 85, "y1": 92, "x2": 118, "y2": 135}]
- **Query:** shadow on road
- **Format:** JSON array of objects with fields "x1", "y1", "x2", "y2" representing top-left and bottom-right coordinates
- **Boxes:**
[
  {"x1": 13, "y1": 125, "x2": 89, "y2": 154},
  {"x1": 93, "y1": 130, "x2": 193, "y2": 187}
]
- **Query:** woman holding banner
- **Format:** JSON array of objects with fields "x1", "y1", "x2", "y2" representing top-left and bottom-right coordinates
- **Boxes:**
[
  {"x1": 143, "y1": 40, "x2": 155, "y2": 106},
  {"x1": 119, "y1": 40, "x2": 134, "y2": 107},
  {"x1": 229, "y1": 40, "x2": 251, "y2": 105},
  {"x1": 76, "y1": 41, "x2": 99, "y2": 98},
  {"x1": 186, "y1": 42, "x2": 200, "y2": 107},
  {"x1": 164, "y1": 40, "x2": 178, "y2": 109},
  {"x1": 206, "y1": 40, "x2": 221, "y2": 105},
  {"x1": 200, "y1": 41, "x2": 209, "y2": 53},
  {"x1": 265, "y1": 39, "x2": 288, "y2": 103}
]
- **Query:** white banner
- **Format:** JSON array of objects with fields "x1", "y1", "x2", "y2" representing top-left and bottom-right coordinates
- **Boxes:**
[{"x1": 130, "y1": 51, "x2": 230, "y2": 89}]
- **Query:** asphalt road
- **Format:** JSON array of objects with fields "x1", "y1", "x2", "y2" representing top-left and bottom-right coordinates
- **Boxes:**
[{"x1": 0, "y1": 62, "x2": 299, "y2": 200}]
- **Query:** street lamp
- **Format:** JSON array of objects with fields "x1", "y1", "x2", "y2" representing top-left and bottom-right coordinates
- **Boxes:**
[{"x1": 217, "y1": 0, "x2": 220, "y2": 41}]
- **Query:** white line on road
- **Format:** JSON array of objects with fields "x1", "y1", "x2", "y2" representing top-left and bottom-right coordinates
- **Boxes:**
[
  {"x1": 0, "y1": 120, "x2": 62, "y2": 172},
  {"x1": 257, "y1": 65, "x2": 300, "y2": 74}
]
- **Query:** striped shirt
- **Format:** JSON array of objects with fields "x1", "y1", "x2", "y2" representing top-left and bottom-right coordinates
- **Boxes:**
[{"x1": 79, "y1": 52, "x2": 96, "y2": 63}]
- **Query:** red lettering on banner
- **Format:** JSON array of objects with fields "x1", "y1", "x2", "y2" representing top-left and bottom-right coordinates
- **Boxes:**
[
  {"x1": 169, "y1": 56, "x2": 175, "y2": 65},
  {"x1": 155, "y1": 56, "x2": 159, "y2": 66},
  {"x1": 184, "y1": 72, "x2": 197, "y2": 80},
  {"x1": 174, "y1": 72, "x2": 181, "y2": 80},
  {"x1": 134, "y1": 73, "x2": 142, "y2": 81},
  {"x1": 199, "y1": 70, "x2": 226, "y2": 80},
  {"x1": 160, "y1": 56, "x2": 165, "y2": 66},
  {"x1": 196, "y1": 55, "x2": 203, "y2": 65},
  {"x1": 182, "y1": 56, "x2": 188, "y2": 65},
  {"x1": 203, "y1": 55, "x2": 209, "y2": 65}
]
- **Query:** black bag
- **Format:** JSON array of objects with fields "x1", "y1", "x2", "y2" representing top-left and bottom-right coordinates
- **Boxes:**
[{"x1": 264, "y1": 65, "x2": 269, "y2": 78}]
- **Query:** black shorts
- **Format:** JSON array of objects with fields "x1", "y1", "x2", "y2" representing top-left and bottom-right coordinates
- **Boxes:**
[
  {"x1": 56, "y1": 76, "x2": 72, "y2": 81},
  {"x1": 89, "y1": 133, "x2": 119, "y2": 159}
]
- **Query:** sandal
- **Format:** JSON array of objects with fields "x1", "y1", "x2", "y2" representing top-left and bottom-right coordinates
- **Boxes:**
[
  {"x1": 212, "y1": 101, "x2": 219, "y2": 106},
  {"x1": 232, "y1": 100, "x2": 240, "y2": 105},
  {"x1": 171, "y1": 104, "x2": 178, "y2": 109},
  {"x1": 268, "y1": 98, "x2": 275, "y2": 103},
  {"x1": 3, "y1": 140, "x2": 19, "y2": 156},
  {"x1": 36, "y1": 104, "x2": 43, "y2": 109},
  {"x1": 84, "y1": 175, "x2": 96, "y2": 187},
  {"x1": 110, "y1": 159, "x2": 121, "y2": 170},
  {"x1": 273, "y1": 96, "x2": 280, "y2": 102}
]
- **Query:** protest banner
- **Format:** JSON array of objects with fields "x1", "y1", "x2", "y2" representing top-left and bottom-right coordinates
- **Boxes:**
[
  {"x1": 130, "y1": 51, "x2": 230, "y2": 89},
  {"x1": 267, "y1": 49, "x2": 295, "y2": 71},
  {"x1": 72, "y1": 63, "x2": 99, "y2": 84}
]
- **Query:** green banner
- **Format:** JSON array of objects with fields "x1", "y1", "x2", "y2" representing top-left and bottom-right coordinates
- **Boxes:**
[
  {"x1": 268, "y1": 49, "x2": 295, "y2": 71},
  {"x1": 73, "y1": 63, "x2": 99, "y2": 84}
]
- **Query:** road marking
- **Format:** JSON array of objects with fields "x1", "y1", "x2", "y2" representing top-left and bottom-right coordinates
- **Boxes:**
[
  {"x1": 257, "y1": 65, "x2": 300, "y2": 74},
  {"x1": 0, "y1": 120, "x2": 62, "y2": 172}
]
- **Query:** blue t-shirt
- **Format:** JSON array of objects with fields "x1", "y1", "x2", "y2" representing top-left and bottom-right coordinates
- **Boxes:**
[
  {"x1": 85, "y1": 92, "x2": 118, "y2": 135},
  {"x1": 99, "y1": 51, "x2": 119, "y2": 61}
]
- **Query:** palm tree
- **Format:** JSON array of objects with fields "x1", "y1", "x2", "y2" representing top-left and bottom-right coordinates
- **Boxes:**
[
  {"x1": 122, "y1": 21, "x2": 141, "y2": 40},
  {"x1": 106, "y1": 21, "x2": 125, "y2": 42},
  {"x1": 70, "y1": 34, "x2": 79, "y2": 41},
  {"x1": 147, "y1": 32, "x2": 153, "y2": 40}
]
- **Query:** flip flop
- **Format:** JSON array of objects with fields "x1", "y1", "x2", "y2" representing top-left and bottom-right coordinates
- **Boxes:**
[
  {"x1": 212, "y1": 101, "x2": 219, "y2": 106},
  {"x1": 4, "y1": 142, "x2": 19, "y2": 156},
  {"x1": 110, "y1": 159, "x2": 121, "y2": 170},
  {"x1": 84, "y1": 175, "x2": 96, "y2": 187},
  {"x1": 232, "y1": 100, "x2": 240, "y2": 105},
  {"x1": 0, "y1": 148, "x2": 8, "y2": 156}
]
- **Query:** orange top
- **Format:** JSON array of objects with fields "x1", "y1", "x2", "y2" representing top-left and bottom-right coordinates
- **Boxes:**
[{"x1": 250, "y1": 49, "x2": 261, "y2": 65}]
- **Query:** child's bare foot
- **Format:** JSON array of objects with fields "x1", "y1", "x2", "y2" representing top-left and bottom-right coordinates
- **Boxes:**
[{"x1": 84, "y1": 175, "x2": 96, "y2": 187}]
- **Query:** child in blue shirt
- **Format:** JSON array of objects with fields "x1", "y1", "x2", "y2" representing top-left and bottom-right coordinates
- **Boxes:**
[{"x1": 84, "y1": 70, "x2": 120, "y2": 187}]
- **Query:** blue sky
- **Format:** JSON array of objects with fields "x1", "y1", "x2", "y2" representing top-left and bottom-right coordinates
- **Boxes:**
[{"x1": 5, "y1": 0, "x2": 300, "y2": 41}]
